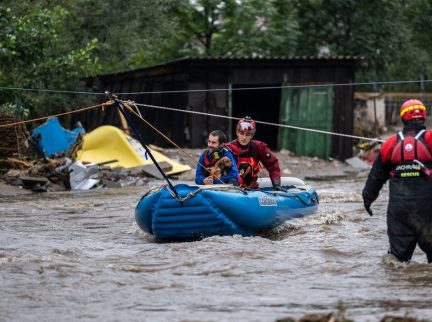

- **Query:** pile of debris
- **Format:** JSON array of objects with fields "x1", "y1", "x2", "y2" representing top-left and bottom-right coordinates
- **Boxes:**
[
  {"x1": 0, "y1": 112, "x2": 30, "y2": 158},
  {"x1": 0, "y1": 115, "x2": 188, "y2": 193},
  {"x1": 1, "y1": 156, "x2": 157, "y2": 192}
]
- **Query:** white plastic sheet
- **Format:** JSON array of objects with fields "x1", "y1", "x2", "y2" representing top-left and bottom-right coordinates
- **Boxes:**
[{"x1": 68, "y1": 161, "x2": 99, "y2": 190}]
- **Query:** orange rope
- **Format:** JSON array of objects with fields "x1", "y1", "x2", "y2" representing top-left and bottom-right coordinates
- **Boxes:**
[
  {"x1": 0, "y1": 101, "x2": 113, "y2": 128},
  {"x1": 121, "y1": 102, "x2": 224, "y2": 183}
]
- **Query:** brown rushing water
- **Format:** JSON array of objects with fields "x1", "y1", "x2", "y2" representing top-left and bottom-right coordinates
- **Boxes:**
[{"x1": 1, "y1": 178, "x2": 431, "y2": 322}]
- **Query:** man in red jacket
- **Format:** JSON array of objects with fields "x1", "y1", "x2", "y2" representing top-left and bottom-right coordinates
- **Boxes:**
[
  {"x1": 227, "y1": 116, "x2": 281, "y2": 189},
  {"x1": 362, "y1": 99, "x2": 432, "y2": 263}
]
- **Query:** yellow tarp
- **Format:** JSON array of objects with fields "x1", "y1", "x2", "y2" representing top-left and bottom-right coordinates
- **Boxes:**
[{"x1": 76, "y1": 125, "x2": 191, "y2": 176}]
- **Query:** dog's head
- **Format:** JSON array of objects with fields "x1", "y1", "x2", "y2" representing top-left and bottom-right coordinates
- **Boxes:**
[{"x1": 219, "y1": 156, "x2": 232, "y2": 168}]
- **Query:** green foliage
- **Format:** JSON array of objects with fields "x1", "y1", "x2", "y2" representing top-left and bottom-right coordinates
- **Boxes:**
[
  {"x1": 0, "y1": 5, "x2": 101, "y2": 119},
  {"x1": 59, "y1": 0, "x2": 179, "y2": 72},
  {"x1": 0, "y1": 102, "x2": 29, "y2": 119},
  {"x1": 391, "y1": 0, "x2": 432, "y2": 91},
  {"x1": 0, "y1": 6, "x2": 100, "y2": 86},
  {"x1": 288, "y1": 0, "x2": 432, "y2": 92},
  {"x1": 295, "y1": 0, "x2": 406, "y2": 78},
  {"x1": 2, "y1": 0, "x2": 432, "y2": 123},
  {"x1": 169, "y1": 0, "x2": 432, "y2": 92},
  {"x1": 212, "y1": 0, "x2": 300, "y2": 57},
  {"x1": 170, "y1": 0, "x2": 299, "y2": 57}
]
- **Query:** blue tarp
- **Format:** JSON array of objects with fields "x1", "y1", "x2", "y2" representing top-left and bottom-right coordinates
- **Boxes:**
[{"x1": 31, "y1": 117, "x2": 85, "y2": 157}]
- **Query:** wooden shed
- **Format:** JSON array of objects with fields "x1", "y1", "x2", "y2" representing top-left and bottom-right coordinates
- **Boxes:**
[{"x1": 82, "y1": 57, "x2": 358, "y2": 160}]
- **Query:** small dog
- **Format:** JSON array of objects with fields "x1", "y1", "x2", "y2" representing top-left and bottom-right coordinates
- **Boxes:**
[{"x1": 210, "y1": 156, "x2": 232, "y2": 179}]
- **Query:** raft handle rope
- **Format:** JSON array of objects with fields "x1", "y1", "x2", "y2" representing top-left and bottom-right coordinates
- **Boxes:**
[
  {"x1": 265, "y1": 187, "x2": 318, "y2": 205},
  {"x1": 142, "y1": 185, "x2": 166, "y2": 198},
  {"x1": 143, "y1": 184, "x2": 248, "y2": 203},
  {"x1": 294, "y1": 193, "x2": 317, "y2": 206},
  {"x1": 180, "y1": 185, "x2": 249, "y2": 202}
]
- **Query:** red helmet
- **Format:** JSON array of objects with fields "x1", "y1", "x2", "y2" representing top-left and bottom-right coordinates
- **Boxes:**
[
  {"x1": 400, "y1": 99, "x2": 426, "y2": 121},
  {"x1": 236, "y1": 116, "x2": 256, "y2": 133}
]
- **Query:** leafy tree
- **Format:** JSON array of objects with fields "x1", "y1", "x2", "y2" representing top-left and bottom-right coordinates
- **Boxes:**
[
  {"x1": 1, "y1": 0, "x2": 179, "y2": 72},
  {"x1": 60, "y1": 0, "x2": 179, "y2": 72},
  {"x1": 170, "y1": 0, "x2": 299, "y2": 58},
  {"x1": 213, "y1": 0, "x2": 299, "y2": 56},
  {"x1": 3, "y1": 0, "x2": 432, "y2": 120},
  {"x1": 0, "y1": 1, "x2": 179, "y2": 121},
  {"x1": 294, "y1": 0, "x2": 407, "y2": 84},
  {"x1": 0, "y1": 6, "x2": 100, "y2": 118},
  {"x1": 390, "y1": 0, "x2": 432, "y2": 92}
]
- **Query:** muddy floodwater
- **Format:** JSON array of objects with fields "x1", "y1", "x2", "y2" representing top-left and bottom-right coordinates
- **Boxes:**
[{"x1": 1, "y1": 178, "x2": 432, "y2": 322}]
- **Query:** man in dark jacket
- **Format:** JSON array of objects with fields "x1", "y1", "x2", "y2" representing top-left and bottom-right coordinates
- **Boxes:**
[
  {"x1": 362, "y1": 99, "x2": 432, "y2": 263},
  {"x1": 195, "y1": 130, "x2": 239, "y2": 185},
  {"x1": 227, "y1": 116, "x2": 281, "y2": 189}
]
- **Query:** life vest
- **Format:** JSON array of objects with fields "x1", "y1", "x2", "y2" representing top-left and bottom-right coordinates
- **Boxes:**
[
  {"x1": 202, "y1": 146, "x2": 235, "y2": 176},
  {"x1": 390, "y1": 129, "x2": 432, "y2": 178},
  {"x1": 236, "y1": 143, "x2": 260, "y2": 187}
]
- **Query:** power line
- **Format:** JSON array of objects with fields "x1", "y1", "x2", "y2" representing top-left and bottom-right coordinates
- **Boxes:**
[
  {"x1": 0, "y1": 86, "x2": 103, "y2": 96},
  {"x1": 135, "y1": 102, "x2": 385, "y2": 143},
  {"x1": 118, "y1": 79, "x2": 432, "y2": 95},
  {"x1": 0, "y1": 79, "x2": 431, "y2": 96}
]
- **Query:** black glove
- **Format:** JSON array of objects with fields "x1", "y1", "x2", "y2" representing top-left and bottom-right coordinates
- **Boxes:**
[
  {"x1": 363, "y1": 200, "x2": 373, "y2": 216},
  {"x1": 271, "y1": 178, "x2": 286, "y2": 192},
  {"x1": 362, "y1": 191, "x2": 375, "y2": 217},
  {"x1": 271, "y1": 178, "x2": 281, "y2": 188},
  {"x1": 228, "y1": 178, "x2": 239, "y2": 186}
]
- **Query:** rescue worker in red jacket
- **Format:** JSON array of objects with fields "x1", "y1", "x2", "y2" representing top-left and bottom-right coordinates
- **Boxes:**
[
  {"x1": 362, "y1": 99, "x2": 432, "y2": 263},
  {"x1": 227, "y1": 116, "x2": 282, "y2": 189}
]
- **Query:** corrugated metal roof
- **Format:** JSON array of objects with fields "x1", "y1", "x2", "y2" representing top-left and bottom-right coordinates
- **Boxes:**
[
  {"x1": 98, "y1": 55, "x2": 362, "y2": 77},
  {"x1": 181, "y1": 55, "x2": 363, "y2": 60}
]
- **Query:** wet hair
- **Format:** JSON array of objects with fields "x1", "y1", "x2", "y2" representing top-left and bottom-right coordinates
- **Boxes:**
[{"x1": 209, "y1": 130, "x2": 227, "y2": 144}]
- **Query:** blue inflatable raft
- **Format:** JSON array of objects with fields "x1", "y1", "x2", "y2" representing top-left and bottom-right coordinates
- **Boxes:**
[{"x1": 135, "y1": 181, "x2": 319, "y2": 240}]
